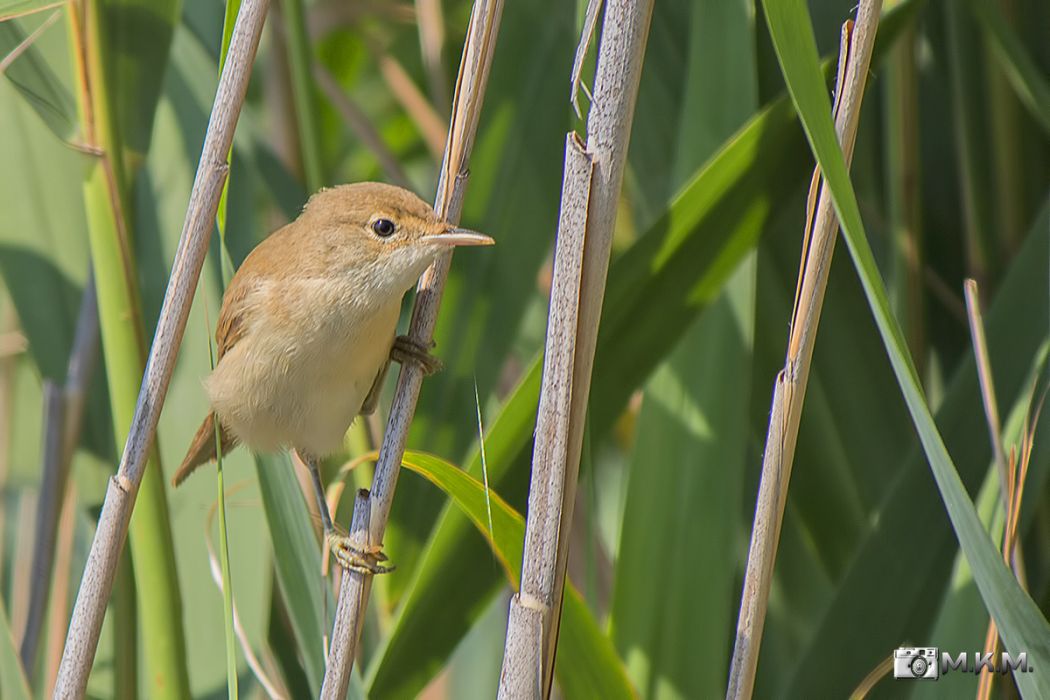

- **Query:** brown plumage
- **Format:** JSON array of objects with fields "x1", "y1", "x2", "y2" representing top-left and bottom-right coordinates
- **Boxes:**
[
  {"x1": 171, "y1": 182, "x2": 493, "y2": 489},
  {"x1": 171, "y1": 276, "x2": 252, "y2": 486},
  {"x1": 171, "y1": 412, "x2": 238, "y2": 486}
]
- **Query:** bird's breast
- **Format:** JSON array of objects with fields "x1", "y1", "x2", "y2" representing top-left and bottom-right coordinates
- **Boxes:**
[{"x1": 206, "y1": 277, "x2": 402, "y2": 456}]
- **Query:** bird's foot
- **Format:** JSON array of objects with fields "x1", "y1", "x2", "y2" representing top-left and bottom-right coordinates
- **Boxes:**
[
  {"x1": 325, "y1": 530, "x2": 394, "y2": 575},
  {"x1": 391, "y1": 335, "x2": 443, "y2": 376}
]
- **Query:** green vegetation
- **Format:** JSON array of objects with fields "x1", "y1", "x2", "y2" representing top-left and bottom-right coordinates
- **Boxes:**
[{"x1": 0, "y1": 0, "x2": 1047, "y2": 697}]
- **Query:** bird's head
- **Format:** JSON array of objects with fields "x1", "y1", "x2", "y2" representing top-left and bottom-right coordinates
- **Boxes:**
[{"x1": 300, "y1": 182, "x2": 493, "y2": 297}]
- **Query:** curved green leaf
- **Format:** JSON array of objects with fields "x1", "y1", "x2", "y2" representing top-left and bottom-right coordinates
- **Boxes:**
[{"x1": 400, "y1": 450, "x2": 635, "y2": 699}]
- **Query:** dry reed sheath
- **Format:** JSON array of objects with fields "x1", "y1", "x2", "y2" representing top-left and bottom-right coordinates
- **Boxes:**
[
  {"x1": 726, "y1": 3, "x2": 882, "y2": 698},
  {"x1": 498, "y1": 0, "x2": 655, "y2": 695}
]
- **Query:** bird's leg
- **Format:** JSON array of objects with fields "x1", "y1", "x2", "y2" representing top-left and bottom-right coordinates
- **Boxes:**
[
  {"x1": 391, "y1": 334, "x2": 443, "y2": 376},
  {"x1": 299, "y1": 451, "x2": 392, "y2": 575}
]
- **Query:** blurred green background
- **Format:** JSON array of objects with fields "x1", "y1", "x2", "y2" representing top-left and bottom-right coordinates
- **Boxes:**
[{"x1": 0, "y1": 0, "x2": 1048, "y2": 697}]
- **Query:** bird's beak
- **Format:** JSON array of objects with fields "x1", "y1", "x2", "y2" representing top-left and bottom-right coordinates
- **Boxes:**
[{"x1": 428, "y1": 226, "x2": 495, "y2": 247}]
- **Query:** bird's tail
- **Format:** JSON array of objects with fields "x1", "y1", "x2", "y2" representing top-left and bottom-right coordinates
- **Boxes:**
[{"x1": 171, "y1": 412, "x2": 239, "y2": 487}]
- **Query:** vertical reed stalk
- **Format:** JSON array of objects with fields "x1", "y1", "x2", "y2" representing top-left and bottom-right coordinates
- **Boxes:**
[
  {"x1": 945, "y1": 1, "x2": 994, "y2": 285},
  {"x1": 976, "y1": 402, "x2": 1038, "y2": 700},
  {"x1": 112, "y1": 558, "x2": 136, "y2": 700},
  {"x1": 882, "y1": 4, "x2": 924, "y2": 376},
  {"x1": 414, "y1": 0, "x2": 450, "y2": 115},
  {"x1": 318, "y1": 0, "x2": 504, "y2": 694},
  {"x1": 313, "y1": 64, "x2": 413, "y2": 189},
  {"x1": 965, "y1": 280, "x2": 1008, "y2": 489},
  {"x1": 983, "y1": 0, "x2": 1023, "y2": 254},
  {"x1": 55, "y1": 1, "x2": 270, "y2": 695},
  {"x1": 498, "y1": 136, "x2": 592, "y2": 700},
  {"x1": 65, "y1": 0, "x2": 190, "y2": 694},
  {"x1": 726, "y1": 4, "x2": 882, "y2": 698},
  {"x1": 20, "y1": 276, "x2": 98, "y2": 675},
  {"x1": 213, "y1": 3, "x2": 241, "y2": 693},
  {"x1": 44, "y1": 486, "x2": 78, "y2": 697},
  {"x1": 498, "y1": 0, "x2": 654, "y2": 695},
  {"x1": 376, "y1": 52, "x2": 447, "y2": 159},
  {"x1": 964, "y1": 278, "x2": 1028, "y2": 583},
  {"x1": 278, "y1": 0, "x2": 323, "y2": 192}
]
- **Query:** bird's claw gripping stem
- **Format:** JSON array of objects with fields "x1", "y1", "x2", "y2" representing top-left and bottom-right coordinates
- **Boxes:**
[
  {"x1": 325, "y1": 530, "x2": 394, "y2": 575},
  {"x1": 392, "y1": 334, "x2": 443, "y2": 376},
  {"x1": 301, "y1": 452, "x2": 394, "y2": 575}
]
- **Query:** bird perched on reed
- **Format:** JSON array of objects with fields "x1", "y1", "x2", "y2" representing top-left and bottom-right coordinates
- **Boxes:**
[{"x1": 172, "y1": 182, "x2": 493, "y2": 572}]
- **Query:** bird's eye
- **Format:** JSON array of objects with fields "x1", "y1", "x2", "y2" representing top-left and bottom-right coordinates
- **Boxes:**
[{"x1": 372, "y1": 218, "x2": 396, "y2": 237}]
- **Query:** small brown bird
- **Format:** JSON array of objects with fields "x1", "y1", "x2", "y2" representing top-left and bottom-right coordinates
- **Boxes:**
[{"x1": 172, "y1": 182, "x2": 493, "y2": 572}]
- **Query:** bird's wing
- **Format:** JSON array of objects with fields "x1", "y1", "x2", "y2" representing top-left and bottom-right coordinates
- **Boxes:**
[
  {"x1": 214, "y1": 221, "x2": 304, "y2": 360},
  {"x1": 215, "y1": 278, "x2": 252, "y2": 360}
]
